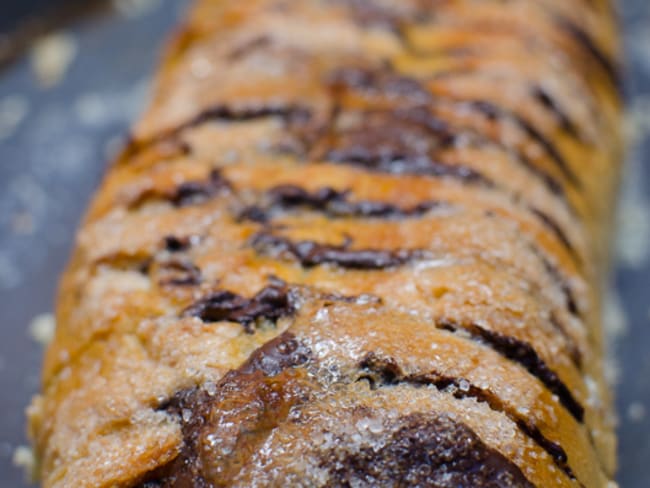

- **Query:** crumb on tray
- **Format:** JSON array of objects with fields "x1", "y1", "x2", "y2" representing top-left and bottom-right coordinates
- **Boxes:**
[
  {"x1": 12, "y1": 445, "x2": 35, "y2": 481},
  {"x1": 28, "y1": 313, "x2": 56, "y2": 347},
  {"x1": 30, "y1": 32, "x2": 78, "y2": 88}
]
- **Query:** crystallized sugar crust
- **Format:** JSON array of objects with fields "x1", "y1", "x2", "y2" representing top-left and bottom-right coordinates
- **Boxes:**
[{"x1": 29, "y1": 0, "x2": 623, "y2": 486}]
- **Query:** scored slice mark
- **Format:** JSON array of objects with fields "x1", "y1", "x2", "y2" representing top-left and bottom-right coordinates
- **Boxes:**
[
  {"x1": 359, "y1": 353, "x2": 582, "y2": 484},
  {"x1": 437, "y1": 320, "x2": 585, "y2": 422}
]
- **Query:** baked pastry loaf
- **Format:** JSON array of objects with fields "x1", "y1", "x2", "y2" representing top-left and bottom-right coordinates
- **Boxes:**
[{"x1": 28, "y1": 0, "x2": 623, "y2": 486}]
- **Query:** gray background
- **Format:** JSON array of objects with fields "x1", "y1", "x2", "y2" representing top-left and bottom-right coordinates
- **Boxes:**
[{"x1": 0, "y1": 0, "x2": 648, "y2": 485}]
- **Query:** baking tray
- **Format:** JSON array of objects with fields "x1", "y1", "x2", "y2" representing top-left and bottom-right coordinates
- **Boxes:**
[{"x1": 0, "y1": 0, "x2": 647, "y2": 485}]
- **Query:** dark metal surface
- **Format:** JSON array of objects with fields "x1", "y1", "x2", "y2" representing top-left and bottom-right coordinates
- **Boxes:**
[{"x1": 0, "y1": 1, "x2": 648, "y2": 486}]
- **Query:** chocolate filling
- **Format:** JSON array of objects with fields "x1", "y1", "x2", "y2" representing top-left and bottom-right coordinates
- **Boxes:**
[
  {"x1": 170, "y1": 169, "x2": 230, "y2": 207},
  {"x1": 321, "y1": 412, "x2": 535, "y2": 487},
  {"x1": 251, "y1": 233, "x2": 425, "y2": 270},
  {"x1": 157, "y1": 260, "x2": 202, "y2": 287},
  {"x1": 144, "y1": 332, "x2": 313, "y2": 487},
  {"x1": 326, "y1": 67, "x2": 573, "y2": 207},
  {"x1": 359, "y1": 353, "x2": 578, "y2": 482},
  {"x1": 243, "y1": 184, "x2": 440, "y2": 222},
  {"x1": 143, "y1": 333, "x2": 535, "y2": 487},
  {"x1": 327, "y1": 66, "x2": 433, "y2": 103},
  {"x1": 311, "y1": 107, "x2": 492, "y2": 187},
  {"x1": 182, "y1": 281, "x2": 296, "y2": 332},
  {"x1": 179, "y1": 103, "x2": 312, "y2": 134},
  {"x1": 163, "y1": 235, "x2": 192, "y2": 253}
]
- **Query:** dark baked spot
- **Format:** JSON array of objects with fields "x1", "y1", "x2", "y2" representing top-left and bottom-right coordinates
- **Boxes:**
[
  {"x1": 321, "y1": 412, "x2": 535, "y2": 487},
  {"x1": 242, "y1": 184, "x2": 441, "y2": 222},
  {"x1": 144, "y1": 332, "x2": 312, "y2": 487},
  {"x1": 171, "y1": 169, "x2": 230, "y2": 207},
  {"x1": 357, "y1": 353, "x2": 577, "y2": 481},
  {"x1": 251, "y1": 233, "x2": 426, "y2": 270},
  {"x1": 437, "y1": 319, "x2": 584, "y2": 422},
  {"x1": 182, "y1": 281, "x2": 296, "y2": 332}
]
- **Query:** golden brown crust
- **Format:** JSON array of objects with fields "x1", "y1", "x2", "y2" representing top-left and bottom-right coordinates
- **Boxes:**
[{"x1": 28, "y1": 0, "x2": 622, "y2": 486}]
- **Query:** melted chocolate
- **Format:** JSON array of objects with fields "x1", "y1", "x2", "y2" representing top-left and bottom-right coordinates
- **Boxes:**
[
  {"x1": 244, "y1": 184, "x2": 440, "y2": 222},
  {"x1": 157, "y1": 260, "x2": 202, "y2": 287},
  {"x1": 182, "y1": 282, "x2": 296, "y2": 332},
  {"x1": 163, "y1": 235, "x2": 192, "y2": 253},
  {"x1": 327, "y1": 66, "x2": 432, "y2": 104},
  {"x1": 170, "y1": 169, "x2": 230, "y2": 207},
  {"x1": 328, "y1": 67, "x2": 572, "y2": 207},
  {"x1": 181, "y1": 103, "x2": 312, "y2": 133},
  {"x1": 251, "y1": 233, "x2": 425, "y2": 270},
  {"x1": 238, "y1": 330, "x2": 313, "y2": 376},
  {"x1": 322, "y1": 412, "x2": 535, "y2": 487},
  {"x1": 358, "y1": 353, "x2": 577, "y2": 482},
  {"x1": 312, "y1": 107, "x2": 492, "y2": 186},
  {"x1": 145, "y1": 332, "x2": 312, "y2": 487}
]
